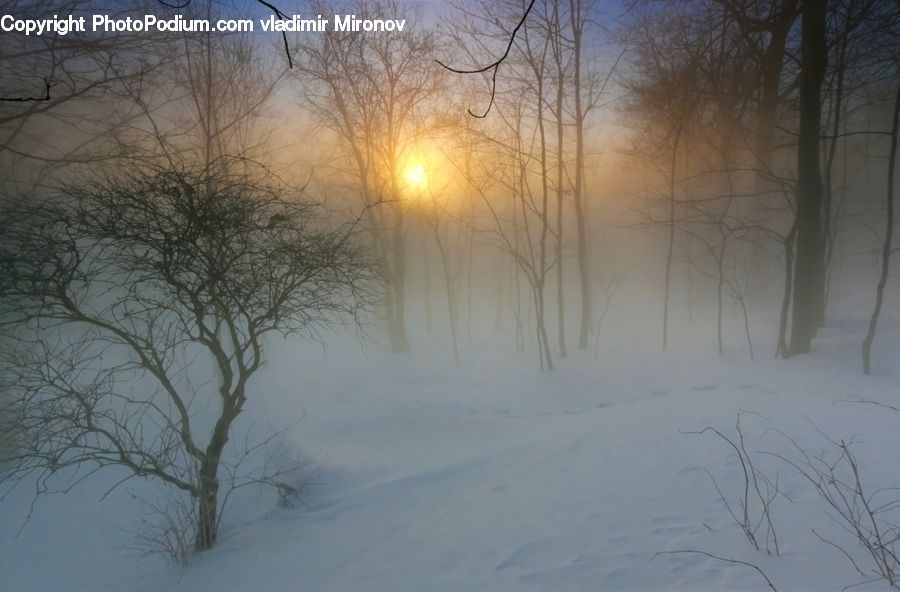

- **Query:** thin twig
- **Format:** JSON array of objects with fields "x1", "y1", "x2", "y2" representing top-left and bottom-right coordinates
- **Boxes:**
[
  {"x1": 0, "y1": 80, "x2": 54, "y2": 102},
  {"x1": 812, "y1": 528, "x2": 867, "y2": 577},
  {"x1": 653, "y1": 549, "x2": 777, "y2": 591}
]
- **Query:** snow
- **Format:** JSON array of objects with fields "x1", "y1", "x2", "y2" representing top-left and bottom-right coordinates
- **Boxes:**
[{"x1": 3, "y1": 319, "x2": 900, "y2": 591}]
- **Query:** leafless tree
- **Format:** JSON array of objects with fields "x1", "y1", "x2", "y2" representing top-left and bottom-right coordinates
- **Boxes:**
[
  {"x1": 861, "y1": 76, "x2": 900, "y2": 375},
  {"x1": 785, "y1": 0, "x2": 827, "y2": 356},
  {"x1": 450, "y1": 97, "x2": 556, "y2": 371},
  {"x1": 0, "y1": 161, "x2": 376, "y2": 552},
  {"x1": 293, "y1": 0, "x2": 443, "y2": 354},
  {"x1": 171, "y1": 1, "x2": 282, "y2": 168},
  {"x1": 0, "y1": 0, "x2": 169, "y2": 175},
  {"x1": 622, "y1": 6, "x2": 709, "y2": 349}
]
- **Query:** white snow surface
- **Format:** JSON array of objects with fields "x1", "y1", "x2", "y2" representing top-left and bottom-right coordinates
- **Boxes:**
[{"x1": 3, "y1": 321, "x2": 900, "y2": 592}]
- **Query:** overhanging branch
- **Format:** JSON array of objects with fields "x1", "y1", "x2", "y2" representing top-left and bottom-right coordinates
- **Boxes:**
[{"x1": 435, "y1": 0, "x2": 537, "y2": 118}]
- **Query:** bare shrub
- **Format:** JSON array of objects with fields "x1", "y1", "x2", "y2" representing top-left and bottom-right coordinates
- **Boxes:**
[
  {"x1": 766, "y1": 431, "x2": 900, "y2": 589},
  {"x1": 126, "y1": 491, "x2": 198, "y2": 567},
  {"x1": 684, "y1": 411, "x2": 781, "y2": 555}
]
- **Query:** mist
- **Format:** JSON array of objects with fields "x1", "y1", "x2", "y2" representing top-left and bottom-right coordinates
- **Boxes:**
[{"x1": 2, "y1": 0, "x2": 900, "y2": 590}]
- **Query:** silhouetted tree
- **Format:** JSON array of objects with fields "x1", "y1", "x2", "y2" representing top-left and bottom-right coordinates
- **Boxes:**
[
  {"x1": 294, "y1": 0, "x2": 442, "y2": 354},
  {"x1": 0, "y1": 162, "x2": 375, "y2": 552},
  {"x1": 787, "y1": 0, "x2": 827, "y2": 356}
]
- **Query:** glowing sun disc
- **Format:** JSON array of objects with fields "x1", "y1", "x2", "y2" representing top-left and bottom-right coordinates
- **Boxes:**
[{"x1": 405, "y1": 162, "x2": 428, "y2": 189}]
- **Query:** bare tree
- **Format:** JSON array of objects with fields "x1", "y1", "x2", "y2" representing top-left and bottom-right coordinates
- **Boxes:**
[
  {"x1": 450, "y1": 96, "x2": 555, "y2": 371},
  {"x1": 0, "y1": 161, "x2": 375, "y2": 552},
  {"x1": 787, "y1": 0, "x2": 827, "y2": 356},
  {"x1": 294, "y1": 0, "x2": 442, "y2": 354},
  {"x1": 547, "y1": 0, "x2": 570, "y2": 358},
  {"x1": 861, "y1": 77, "x2": 900, "y2": 375},
  {"x1": 0, "y1": 0, "x2": 172, "y2": 173},
  {"x1": 569, "y1": 0, "x2": 617, "y2": 351},
  {"x1": 172, "y1": 0, "x2": 282, "y2": 168},
  {"x1": 622, "y1": 4, "x2": 711, "y2": 350}
]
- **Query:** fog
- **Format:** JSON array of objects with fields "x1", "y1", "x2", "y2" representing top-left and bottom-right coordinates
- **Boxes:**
[{"x1": 2, "y1": 0, "x2": 900, "y2": 590}]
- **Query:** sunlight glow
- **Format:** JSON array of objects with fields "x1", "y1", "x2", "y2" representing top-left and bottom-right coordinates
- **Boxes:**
[{"x1": 404, "y1": 162, "x2": 428, "y2": 191}]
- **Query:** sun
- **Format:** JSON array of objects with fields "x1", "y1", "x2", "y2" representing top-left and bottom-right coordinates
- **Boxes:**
[{"x1": 404, "y1": 162, "x2": 428, "y2": 190}]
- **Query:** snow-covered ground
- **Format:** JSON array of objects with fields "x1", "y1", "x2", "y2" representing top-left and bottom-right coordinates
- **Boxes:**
[{"x1": 2, "y1": 317, "x2": 900, "y2": 591}]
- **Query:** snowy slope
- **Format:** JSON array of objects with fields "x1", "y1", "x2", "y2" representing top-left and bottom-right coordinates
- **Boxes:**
[{"x1": 2, "y1": 321, "x2": 900, "y2": 592}]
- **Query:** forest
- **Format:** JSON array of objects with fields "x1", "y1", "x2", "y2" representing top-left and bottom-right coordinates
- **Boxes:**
[{"x1": 1, "y1": 0, "x2": 900, "y2": 590}]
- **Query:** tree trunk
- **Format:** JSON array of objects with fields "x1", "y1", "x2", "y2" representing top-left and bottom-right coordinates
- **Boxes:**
[
  {"x1": 716, "y1": 245, "x2": 725, "y2": 355},
  {"x1": 554, "y1": 40, "x2": 567, "y2": 359},
  {"x1": 788, "y1": 0, "x2": 827, "y2": 357},
  {"x1": 535, "y1": 279, "x2": 554, "y2": 372},
  {"x1": 194, "y1": 386, "x2": 242, "y2": 552},
  {"x1": 533, "y1": 34, "x2": 553, "y2": 370},
  {"x1": 570, "y1": 0, "x2": 591, "y2": 350},
  {"x1": 423, "y1": 238, "x2": 433, "y2": 334},
  {"x1": 663, "y1": 127, "x2": 683, "y2": 351},
  {"x1": 194, "y1": 457, "x2": 220, "y2": 552},
  {"x1": 0, "y1": 385, "x2": 16, "y2": 469},
  {"x1": 754, "y1": 0, "x2": 796, "y2": 173},
  {"x1": 777, "y1": 222, "x2": 798, "y2": 358},
  {"x1": 389, "y1": 208, "x2": 410, "y2": 354},
  {"x1": 434, "y1": 230, "x2": 460, "y2": 366},
  {"x1": 819, "y1": 31, "x2": 848, "y2": 328},
  {"x1": 861, "y1": 80, "x2": 900, "y2": 374},
  {"x1": 749, "y1": 0, "x2": 797, "y2": 292},
  {"x1": 738, "y1": 296, "x2": 754, "y2": 360}
]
